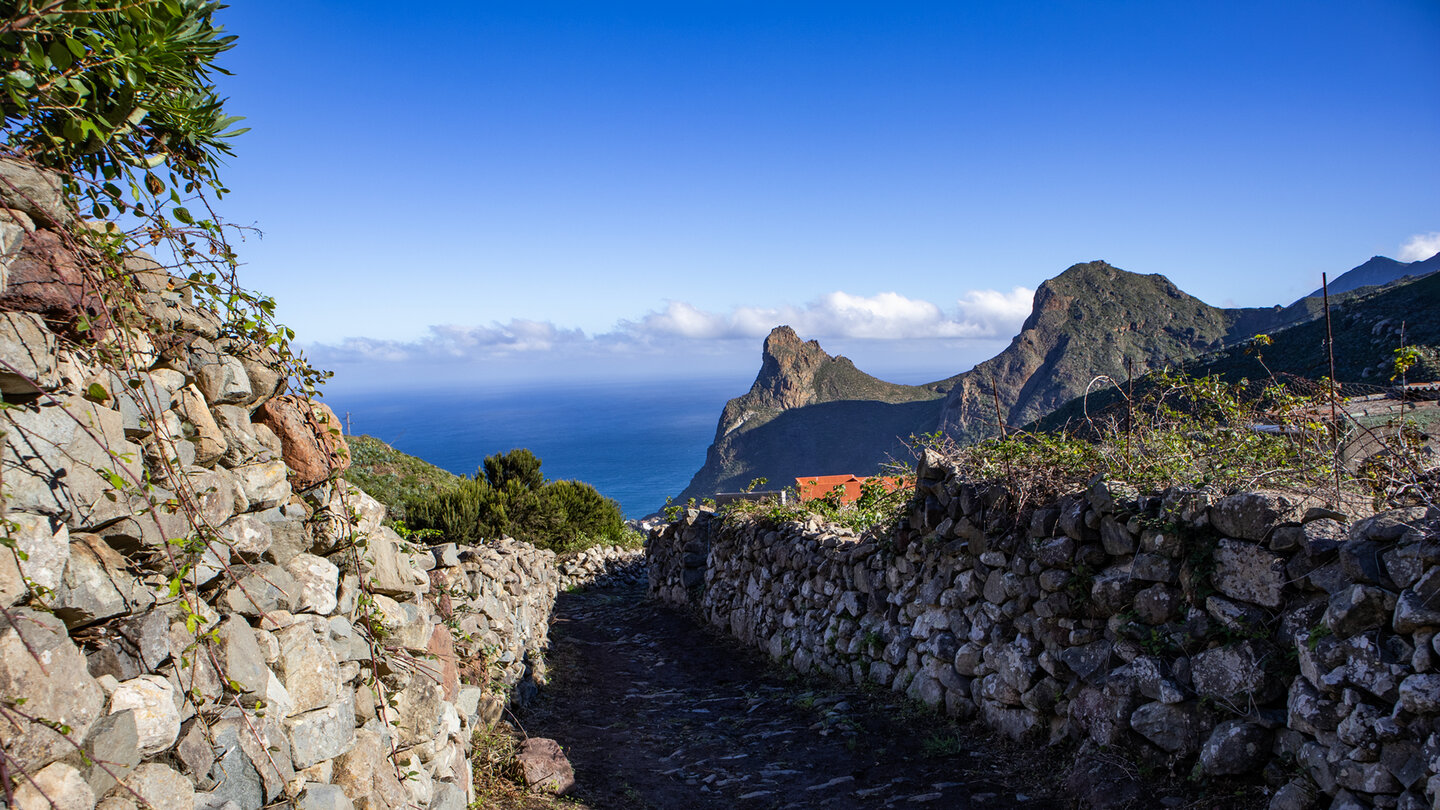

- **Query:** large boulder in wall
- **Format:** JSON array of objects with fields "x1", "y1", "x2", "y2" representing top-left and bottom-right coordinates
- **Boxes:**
[
  {"x1": 254, "y1": 395, "x2": 350, "y2": 490},
  {"x1": 0, "y1": 229, "x2": 105, "y2": 332}
]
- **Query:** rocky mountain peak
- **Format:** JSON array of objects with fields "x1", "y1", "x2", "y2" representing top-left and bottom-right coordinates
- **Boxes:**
[{"x1": 751, "y1": 325, "x2": 832, "y2": 411}]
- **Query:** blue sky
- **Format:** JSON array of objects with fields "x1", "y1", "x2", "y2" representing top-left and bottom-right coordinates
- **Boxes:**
[{"x1": 211, "y1": 1, "x2": 1440, "y2": 390}]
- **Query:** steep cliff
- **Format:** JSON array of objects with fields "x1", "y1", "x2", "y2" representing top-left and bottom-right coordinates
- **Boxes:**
[{"x1": 675, "y1": 326, "x2": 949, "y2": 502}]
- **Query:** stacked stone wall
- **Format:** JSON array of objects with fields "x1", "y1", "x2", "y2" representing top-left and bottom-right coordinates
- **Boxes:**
[
  {"x1": 555, "y1": 545, "x2": 645, "y2": 591},
  {"x1": 650, "y1": 451, "x2": 1440, "y2": 809},
  {"x1": 0, "y1": 172, "x2": 560, "y2": 810}
]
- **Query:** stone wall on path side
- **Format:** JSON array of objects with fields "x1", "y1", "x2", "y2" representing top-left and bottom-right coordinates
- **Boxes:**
[
  {"x1": 649, "y1": 448, "x2": 1440, "y2": 810},
  {"x1": 0, "y1": 160, "x2": 560, "y2": 810}
]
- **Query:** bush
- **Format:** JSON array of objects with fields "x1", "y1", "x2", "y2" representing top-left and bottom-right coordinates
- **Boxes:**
[{"x1": 404, "y1": 449, "x2": 627, "y2": 553}]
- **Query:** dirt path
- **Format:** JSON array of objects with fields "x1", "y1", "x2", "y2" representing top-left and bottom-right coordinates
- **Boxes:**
[{"x1": 517, "y1": 582, "x2": 1067, "y2": 810}]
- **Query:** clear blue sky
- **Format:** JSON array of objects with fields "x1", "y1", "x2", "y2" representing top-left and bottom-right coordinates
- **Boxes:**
[{"x1": 211, "y1": 1, "x2": 1440, "y2": 390}]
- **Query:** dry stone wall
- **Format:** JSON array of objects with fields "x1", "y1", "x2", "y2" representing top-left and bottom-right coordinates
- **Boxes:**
[
  {"x1": 556, "y1": 545, "x2": 645, "y2": 591},
  {"x1": 650, "y1": 450, "x2": 1440, "y2": 810},
  {"x1": 0, "y1": 181, "x2": 560, "y2": 810}
]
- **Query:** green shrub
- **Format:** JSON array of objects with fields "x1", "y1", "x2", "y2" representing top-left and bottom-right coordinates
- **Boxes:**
[{"x1": 404, "y1": 449, "x2": 627, "y2": 553}]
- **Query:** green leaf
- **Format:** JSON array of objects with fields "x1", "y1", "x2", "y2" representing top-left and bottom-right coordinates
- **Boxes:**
[
  {"x1": 86, "y1": 382, "x2": 110, "y2": 402},
  {"x1": 47, "y1": 40, "x2": 72, "y2": 71},
  {"x1": 172, "y1": 206, "x2": 194, "y2": 225}
]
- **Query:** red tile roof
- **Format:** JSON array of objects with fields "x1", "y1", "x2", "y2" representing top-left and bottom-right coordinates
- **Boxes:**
[{"x1": 794, "y1": 474, "x2": 910, "y2": 505}]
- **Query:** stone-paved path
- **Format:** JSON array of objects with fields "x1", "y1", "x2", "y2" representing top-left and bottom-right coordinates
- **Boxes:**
[{"x1": 518, "y1": 582, "x2": 1065, "y2": 810}]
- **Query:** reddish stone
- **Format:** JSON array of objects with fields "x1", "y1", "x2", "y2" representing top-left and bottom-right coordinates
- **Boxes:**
[
  {"x1": 0, "y1": 229, "x2": 105, "y2": 333},
  {"x1": 517, "y1": 738, "x2": 575, "y2": 794},
  {"x1": 426, "y1": 624, "x2": 460, "y2": 702},
  {"x1": 253, "y1": 395, "x2": 350, "y2": 490}
]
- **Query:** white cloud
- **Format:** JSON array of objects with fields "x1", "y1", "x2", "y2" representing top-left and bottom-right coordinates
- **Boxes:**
[
  {"x1": 1399, "y1": 232, "x2": 1440, "y2": 262},
  {"x1": 315, "y1": 320, "x2": 587, "y2": 363},
  {"x1": 310, "y1": 287, "x2": 1036, "y2": 366},
  {"x1": 625, "y1": 288, "x2": 1035, "y2": 342}
]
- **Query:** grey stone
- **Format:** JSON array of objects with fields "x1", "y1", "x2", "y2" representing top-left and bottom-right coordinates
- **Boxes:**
[
  {"x1": 1099, "y1": 515, "x2": 1136, "y2": 555},
  {"x1": 232, "y1": 460, "x2": 292, "y2": 512},
  {"x1": 1129, "y1": 700, "x2": 1200, "y2": 754},
  {"x1": 276, "y1": 623, "x2": 341, "y2": 714},
  {"x1": 1268, "y1": 778, "x2": 1319, "y2": 810},
  {"x1": 175, "y1": 719, "x2": 216, "y2": 791},
  {"x1": 429, "y1": 782, "x2": 466, "y2": 810},
  {"x1": 12, "y1": 761, "x2": 94, "y2": 810},
  {"x1": 1393, "y1": 587, "x2": 1440, "y2": 634},
  {"x1": 218, "y1": 514, "x2": 274, "y2": 558},
  {"x1": 0, "y1": 608, "x2": 104, "y2": 771},
  {"x1": 52, "y1": 533, "x2": 143, "y2": 628},
  {"x1": 296, "y1": 783, "x2": 354, "y2": 810},
  {"x1": 1335, "y1": 758, "x2": 1401, "y2": 794},
  {"x1": 195, "y1": 354, "x2": 252, "y2": 406},
  {"x1": 0, "y1": 157, "x2": 74, "y2": 227},
  {"x1": 1209, "y1": 490, "x2": 1306, "y2": 541},
  {"x1": 1324, "y1": 584, "x2": 1395, "y2": 638},
  {"x1": 177, "y1": 383, "x2": 225, "y2": 467},
  {"x1": 1069, "y1": 686, "x2": 1137, "y2": 747},
  {"x1": 122, "y1": 763, "x2": 195, "y2": 810},
  {"x1": 216, "y1": 712, "x2": 292, "y2": 804},
  {"x1": 363, "y1": 525, "x2": 430, "y2": 596},
  {"x1": 1339, "y1": 538, "x2": 1391, "y2": 587},
  {"x1": 1130, "y1": 552, "x2": 1178, "y2": 583},
  {"x1": 74, "y1": 707, "x2": 140, "y2": 797},
  {"x1": 1213, "y1": 538, "x2": 1287, "y2": 608},
  {"x1": 6, "y1": 511, "x2": 68, "y2": 591},
  {"x1": 213, "y1": 404, "x2": 268, "y2": 467},
  {"x1": 1205, "y1": 594, "x2": 1267, "y2": 633},
  {"x1": 206, "y1": 720, "x2": 264, "y2": 810},
  {"x1": 1059, "y1": 640, "x2": 1113, "y2": 685},
  {"x1": 109, "y1": 675, "x2": 180, "y2": 756},
  {"x1": 1199, "y1": 719, "x2": 1270, "y2": 775},
  {"x1": 333, "y1": 728, "x2": 407, "y2": 810},
  {"x1": 1352, "y1": 507, "x2": 1430, "y2": 542},
  {"x1": 216, "y1": 616, "x2": 269, "y2": 700},
  {"x1": 284, "y1": 553, "x2": 339, "y2": 614},
  {"x1": 183, "y1": 466, "x2": 240, "y2": 528},
  {"x1": 2, "y1": 395, "x2": 142, "y2": 527},
  {"x1": 1397, "y1": 673, "x2": 1440, "y2": 713},
  {"x1": 1191, "y1": 641, "x2": 1270, "y2": 702},
  {"x1": 1287, "y1": 678, "x2": 1342, "y2": 735},
  {"x1": 219, "y1": 563, "x2": 296, "y2": 617},
  {"x1": 0, "y1": 311, "x2": 59, "y2": 394},
  {"x1": 285, "y1": 692, "x2": 356, "y2": 769},
  {"x1": 1133, "y1": 583, "x2": 1179, "y2": 624}
]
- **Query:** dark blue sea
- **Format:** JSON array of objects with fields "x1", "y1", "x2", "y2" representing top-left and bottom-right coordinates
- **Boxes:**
[{"x1": 324, "y1": 377, "x2": 747, "y2": 519}]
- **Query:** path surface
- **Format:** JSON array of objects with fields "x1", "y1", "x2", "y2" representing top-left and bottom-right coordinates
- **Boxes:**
[{"x1": 518, "y1": 581, "x2": 1063, "y2": 810}]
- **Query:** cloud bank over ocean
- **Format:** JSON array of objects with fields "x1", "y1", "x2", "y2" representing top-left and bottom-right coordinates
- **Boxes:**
[{"x1": 312, "y1": 287, "x2": 1035, "y2": 368}]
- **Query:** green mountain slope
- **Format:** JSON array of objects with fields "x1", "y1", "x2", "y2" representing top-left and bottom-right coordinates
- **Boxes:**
[
  {"x1": 938, "y1": 261, "x2": 1278, "y2": 445},
  {"x1": 1035, "y1": 270, "x2": 1440, "y2": 432},
  {"x1": 343, "y1": 435, "x2": 463, "y2": 521}
]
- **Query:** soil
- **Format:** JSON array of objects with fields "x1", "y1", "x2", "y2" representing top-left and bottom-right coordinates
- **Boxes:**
[{"x1": 515, "y1": 581, "x2": 1072, "y2": 810}]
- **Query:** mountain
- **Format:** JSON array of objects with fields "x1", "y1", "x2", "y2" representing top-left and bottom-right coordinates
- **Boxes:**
[
  {"x1": 674, "y1": 326, "x2": 950, "y2": 502},
  {"x1": 677, "y1": 260, "x2": 1278, "y2": 504},
  {"x1": 936, "y1": 261, "x2": 1277, "y2": 445},
  {"x1": 1034, "y1": 269, "x2": 1440, "y2": 432},
  {"x1": 675, "y1": 256, "x2": 1440, "y2": 507},
  {"x1": 1306, "y1": 252, "x2": 1440, "y2": 298}
]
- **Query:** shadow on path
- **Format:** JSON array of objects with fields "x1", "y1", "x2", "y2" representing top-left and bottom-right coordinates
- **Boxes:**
[{"x1": 519, "y1": 582, "x2": 1062, "y2": 810}]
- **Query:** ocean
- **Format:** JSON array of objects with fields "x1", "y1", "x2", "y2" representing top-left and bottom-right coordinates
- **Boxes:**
[{"x1": 325, "y1": 376, "x2": 748, "y2": 519}]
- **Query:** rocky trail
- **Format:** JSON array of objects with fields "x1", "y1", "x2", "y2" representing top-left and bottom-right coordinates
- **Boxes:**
[{"x1": 517, "y1": 581, "x2": 1065, "y2": 810}]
